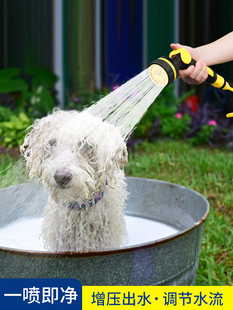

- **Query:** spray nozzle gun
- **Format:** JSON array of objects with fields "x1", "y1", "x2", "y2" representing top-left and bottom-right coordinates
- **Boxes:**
[{"x1": 148, "y1": 48, "x2": 233, "y2": 118}]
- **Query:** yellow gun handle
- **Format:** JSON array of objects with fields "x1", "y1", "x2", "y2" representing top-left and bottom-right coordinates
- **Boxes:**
[{"x1": 170, "y1": 48, "x2": 233, "y2": 92}]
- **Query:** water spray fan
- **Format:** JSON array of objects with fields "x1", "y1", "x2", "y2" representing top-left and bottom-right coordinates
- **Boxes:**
[{"x1": 148, "y1": 48, "x2": 233, "y2": 118}]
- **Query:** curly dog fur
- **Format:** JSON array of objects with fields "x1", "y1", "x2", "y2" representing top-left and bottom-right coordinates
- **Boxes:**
[{"x1": 20, "y1": 109, "x2": 128, "y2": 252}]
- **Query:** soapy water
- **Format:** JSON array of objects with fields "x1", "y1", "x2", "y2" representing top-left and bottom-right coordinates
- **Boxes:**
[{"x1": 0, "y1": 215, "x2": 178, "y2": 251}]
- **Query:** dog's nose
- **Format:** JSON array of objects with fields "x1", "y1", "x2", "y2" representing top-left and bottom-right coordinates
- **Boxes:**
[{"x1": 54, "y1": 170, "x2": 73, "y2": 187}]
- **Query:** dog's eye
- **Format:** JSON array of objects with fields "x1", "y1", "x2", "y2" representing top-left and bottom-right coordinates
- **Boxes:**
[{"x1": 49, "y1": 139, "x2": 57, "y2": 146}]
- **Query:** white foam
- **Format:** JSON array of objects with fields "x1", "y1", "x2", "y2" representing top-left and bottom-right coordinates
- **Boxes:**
[
  {"x1": 0, "y1": 217, "x2": 44, "y2": 251},
  {"x1": 125, "y1": 216, "x2": 178, "y2": 246},
  {"x1": 0, "y1": 216, "x2": 178, "y2": 252}
]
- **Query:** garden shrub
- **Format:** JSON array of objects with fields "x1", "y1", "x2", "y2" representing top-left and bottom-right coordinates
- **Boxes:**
[{"x1": 0, "y1": 67, "x2": 58, "y2": 148}]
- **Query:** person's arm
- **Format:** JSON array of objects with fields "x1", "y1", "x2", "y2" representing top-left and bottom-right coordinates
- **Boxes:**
[
  {"x1": 170, "y1": 32, "x2": 233, "y2": 85},
  {"x1": 195, "y1": 31, "x2": 233, "y2": 65}
]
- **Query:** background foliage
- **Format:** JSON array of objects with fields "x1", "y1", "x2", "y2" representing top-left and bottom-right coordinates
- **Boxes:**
[
  {"x1": 1, "y1": 68, "x2": 233, "y2": 150},
  {"x1": 0, "y1": 67, "x2": 57, "y2": 148}
]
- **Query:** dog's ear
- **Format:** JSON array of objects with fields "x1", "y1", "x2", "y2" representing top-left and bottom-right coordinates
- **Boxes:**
[
  {"x1": 112, "y1": 137, "x2": 128, "y2": 169},
  {"x1": 20, "y1": 129, "x2": 44, "y2": 180},
  {"x1": 20, "y1": 114, "x2": 59, "y2": 180},
  {"x1": 99, "y1": 123, "x2": 128, "y2": 171}
]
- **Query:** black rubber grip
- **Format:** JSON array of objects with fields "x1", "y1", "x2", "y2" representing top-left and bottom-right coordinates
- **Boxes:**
[
  {"x1": 179, "y1": 58, "x2": 197, "y2": 70},
  {"x1": 170, "y1": 54, "x2": 196, "y2": 70},
  {"x1": 205, "y1": 71, "x2": 217, "y2": 84},
  {"x1": 171, "y1": 54, "x2": 219, "y2": 85}
]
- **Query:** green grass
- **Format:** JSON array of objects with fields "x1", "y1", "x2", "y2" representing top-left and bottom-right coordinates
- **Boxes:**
[
  {"x1": 0, "y1": 140, "x2": 232, "y2": 285},
  {"x1": 125, "y1": 140, "x2": 233, "y2": 286}
]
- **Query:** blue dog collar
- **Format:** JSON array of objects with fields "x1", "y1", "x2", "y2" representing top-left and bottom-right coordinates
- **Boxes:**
[
  {"x1": 67, "y1": 179, "x2": 107, "y2": 211},
  {"x1": 67, "y1": 190, "x2": 104, "y2": 211}
]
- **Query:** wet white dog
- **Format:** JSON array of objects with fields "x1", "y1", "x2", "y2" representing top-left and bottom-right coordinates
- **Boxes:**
[{"x1": 20, "y1": 109, "x2": 128, "y2": 252}]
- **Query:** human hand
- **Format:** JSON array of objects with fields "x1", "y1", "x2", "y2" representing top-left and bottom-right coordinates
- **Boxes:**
[{"x1": 170, "y1": 43, "x2": 208, "y2": 85}]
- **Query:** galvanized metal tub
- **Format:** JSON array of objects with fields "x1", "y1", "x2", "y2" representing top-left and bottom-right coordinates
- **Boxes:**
[{"x1": 0, "y1": 177, "x2": 209, "y2": 285}]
